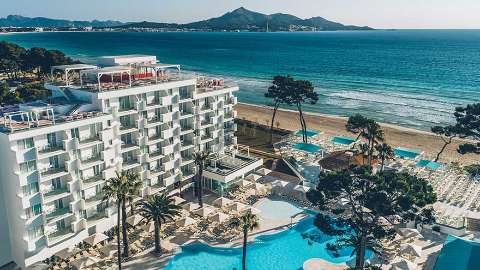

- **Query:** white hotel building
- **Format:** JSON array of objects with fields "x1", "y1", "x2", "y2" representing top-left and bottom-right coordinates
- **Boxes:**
[{"x1": 0, "y1": 55, "x2": 262, "y2": 268}]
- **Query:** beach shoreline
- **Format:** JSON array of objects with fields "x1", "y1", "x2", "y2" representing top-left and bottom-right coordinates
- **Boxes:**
[{"x1": 235, "y1": 102, "x2": 477, "y2": 165}]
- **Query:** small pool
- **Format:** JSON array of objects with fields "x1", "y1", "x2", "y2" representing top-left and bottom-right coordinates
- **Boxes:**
[
  {"x1": 331, "y1": 136, "x2": 356, "y2": 145},
  {"x1": 417, "y1": 159, "x2": 442, "y2": 170},
  {"x1": 394, "y1": 147, "x2": 422, "y2": 159},
  {"x1": 293, "y1": 142, "x2": 321, "y2": 153},
  {"x1": 256, "y1": 199, "x2": 303, "y2": 220},
  {"x1": 165, "y1": 216, "x2": 373, "y2": 270},
  {"x1": 295, "y1": 129, "x2": 320, "y2": 138}
]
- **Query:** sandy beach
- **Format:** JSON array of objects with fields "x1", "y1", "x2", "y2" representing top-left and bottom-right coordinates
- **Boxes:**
[{"x1": 235, "y1": 103, "x2": 478, "y2": 165}]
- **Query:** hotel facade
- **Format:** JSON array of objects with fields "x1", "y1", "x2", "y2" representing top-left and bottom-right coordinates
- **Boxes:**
[{"x1": 0, "y1": 55, "x2": 262, "y2": 268}]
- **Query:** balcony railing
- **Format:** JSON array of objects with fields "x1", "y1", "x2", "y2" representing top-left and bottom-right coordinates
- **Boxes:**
[
  {"x1": 41, "y1": 167, "x2": 67, "y2": 177},
  {"x1": 45, "y1": 207, "x2": 70, "y2": 221},
  {"x1": 39, "y1": 145, "x2": 63, "y2": 154}
]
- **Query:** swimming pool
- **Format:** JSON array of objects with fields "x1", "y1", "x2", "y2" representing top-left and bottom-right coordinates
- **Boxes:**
[
  {"x1": 434, "y1": 235, "x2": 480, "y2": 270},
  {"x1": 417, "y1": 159, "x2": 442, "y2": 170},
  {"x1": 255, "y1": 199, "x2": 303, "y2": 220},
  {"x1": 165, "y1": 217, "x2": 373, "y2": 270},
  {"x1": 394, "y1": 147, "x2": 422, "y2": 159},
  {"x1": 295, "y1": 129, "x2": 320, "y2": 138},
  {"x1": 293, "y1": 142, "x2": 321, "y2": 153},
  {"x1": 331, "y1": 136, "x2": 356, "y2": 145}
]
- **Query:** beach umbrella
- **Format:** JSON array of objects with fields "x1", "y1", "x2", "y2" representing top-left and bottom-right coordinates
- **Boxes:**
[
  {"x1": 171, "y1": 195, "x2": 186, "y2": 205},
  {"x1": 127, "y1": 214, "x2": 143, "y2": 226},
  {"x1": 84, "y1": 233, "x2": 108, "y2": 246},
  {"x1": 293, "y1": 185, "x2": 311, "y2": 193},
  {"x1": 209, "y1": 212, "x2": 229, "y2": 223},
  {"x1": 229, "y1": 202, "x2": 248, "y2": 212},
  {"x1": 176, "y1": 216, "x2": 196, "y2": 227},
  {"x1": 271, "y1": 180, "x2": 289, "y2": 188},
  {"x1": 182, "y1": 202, "x2": 200, "y2": 212},
  {"x1": 71, "y1": 256, "x2": 100, "y2": 270},
  {"x1": 398, "y1": 228, "x2": 421, "y2": 238},
  {"x1": 143, "y1": 222, "x2": 155, "y2": 233},
  {"x1": 400, "y1": 243, "x2": 422, "y2": 257},
  {"x1": 237, "y1": 179, "x2": 254, "y2": 188},
  {"x1": 212, "y1": 197, "x2": 233, "y2": 208},
  {"x1": 242, "y1": 207, "x2": 261, "y2": 215},
  {"x1": 99, "y1": 244, "x2": 118, "y2": 257},
  {"x1": 256, "y1": 168, "x2": 272, "y2": 175},
  {"x1": 55, "y1": 246, "x2": 77, "y2": 260},
  {"x1": 254, "y1": 182, "x2": 266, "y2": 191},
  {"x1": 193, "y1": 207, "x2": 215, "y2": 218},
  {"x1": 246, "y1": 174, "x2": 262, "y2": 181},
  {"x1": 389, "y1": 258, "x2": 417, "y2": 270}
]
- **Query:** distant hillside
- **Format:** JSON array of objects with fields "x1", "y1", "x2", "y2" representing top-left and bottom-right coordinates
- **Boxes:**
[
  {"x1": 0, "y1": 8, "x2": 372, "y2": 31},
  {"x1": 0, "y1": 15, "x2": 124, "y2": 28},
  {"x1": 120, "y1": 7, "x2": 373, "y2": 31}
]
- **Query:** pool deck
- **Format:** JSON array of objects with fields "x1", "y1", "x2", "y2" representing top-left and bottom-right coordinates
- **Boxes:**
[{"x1": 124, "y1": 197, "x2": 311, "y2": 270}]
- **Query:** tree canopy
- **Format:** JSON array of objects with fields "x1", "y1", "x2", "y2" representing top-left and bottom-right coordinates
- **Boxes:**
[
  {"x1": 306, "y1": 166, "x2": 436, "y2": 269},
  {"x1": 0, "y1": 41, "x2": 76, "y2": 80},
  {"x1": 453, "y1": 103, "x2": 480, "y2": 154}
]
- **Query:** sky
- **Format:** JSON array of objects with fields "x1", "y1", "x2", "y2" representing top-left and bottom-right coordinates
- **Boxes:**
[{"x1": 2, "y1": 0, "x2": 480, "y2": 29}]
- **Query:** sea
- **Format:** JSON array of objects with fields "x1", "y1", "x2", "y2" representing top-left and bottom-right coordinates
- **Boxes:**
[{"x1": 1, "y1": 30, "x2": 479, "y2": 130}]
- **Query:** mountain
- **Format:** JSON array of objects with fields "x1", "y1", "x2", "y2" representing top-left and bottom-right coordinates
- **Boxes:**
[
  {"x1": 121, "y1": 7, "x2": 373, "y2": 31},
  {"x1": 0, "y1": 15, "x2": 124, "y2": 28},
  {"x1": 0, "y1": 8, "x2": 372, "y2": 31}
]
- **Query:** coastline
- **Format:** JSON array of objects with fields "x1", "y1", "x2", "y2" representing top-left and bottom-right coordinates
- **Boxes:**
[{"x1": 235, "y1": 102, "x2": 477, "y2": 165}]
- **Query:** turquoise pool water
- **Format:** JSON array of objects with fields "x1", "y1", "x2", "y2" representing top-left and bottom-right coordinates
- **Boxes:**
[
  {"x1": 255, "y1": 199, "x2": 303, "y2": 220},
  {"x1": 165, "y1": 217, "x2": 373, "y2": 270},
  {"x1": 417, "y1": 159, "x2": 442, "y2": 170},
  {"x1": 295, "y1": 129, "x2": 320, "y2": 138},
  {"x1": 434, "y1": 235, "x2": 480, "y2": 270},
  {"x1": 293, "y1": 142, "x2": 321, "y2": 153},
  {"x1": 394, "y1": 147, "x2": 422, "y2": 159},
  {"x1": 331, "y1": 136, "x2": 356, "y2": 145}
]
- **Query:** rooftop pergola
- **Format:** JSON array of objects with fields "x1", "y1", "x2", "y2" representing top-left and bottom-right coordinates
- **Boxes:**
[
  {"x1": 3, "y1": 108, "x2": 55, "y2": 131},
  {"x1": 136, "y1": 63, "x2": 181, "y2": 83},
  {"x1": 80, "y1": 66, "x2": 132, "y2": 91},
  {"x1": 51, "y1": 64, "x2": 98, "y2": 86}
]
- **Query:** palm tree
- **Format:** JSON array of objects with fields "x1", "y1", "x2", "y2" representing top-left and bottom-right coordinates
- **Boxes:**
[
  {"x1": 375, "y1": 143, "x2": 394, "y2": 171},
  {"x1": 104, "y1": 171, "x2": 132, "y2": 258},
  {"x1": 363, "y1": 120, "x2": 384, "y2": 166},
  {"x1": 125, "y1": 171, "x2": 142, "y2": 216},
  {"x1": 230, "y1": 212, "x2": 259, "y2": 270},
  {"x1": 346, "y1": 114, "x2": 369, "y2": 148},
  {"x1": 102, "y1": 175, "x2": 126, "y2": 270},
  {"x1": 136, "y1": 193, "x2": 181, "y2": 254},
  {"x1": 193, "y1": 150, "x2": 210, "y2": 208},
  {"x1": 358, "y1": 143, "x2": 370, "y2": 164}
]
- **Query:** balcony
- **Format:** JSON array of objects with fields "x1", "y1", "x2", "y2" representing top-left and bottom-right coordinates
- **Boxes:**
[
  {"x1": 38, "y1": 145, "x2": 65, "y2": 158},
  {"x1": 122, "y1": 159, "x2": 141, "y2": 170},
  {"x1": 121, "y1": 142, "x2": 140, "y2": 153},
  {"x1": 148, "y1": 150, "x2": 163, "y2": 162},
  {"x1": 43, "y1": 188, "x2": 70, "y2": 203},
  {"x1": 47, "y1": 227, "x2": 74, "y2": 246},
  {"x1": 41, "y1": 167, "x2": 69, "y2": 181},
  {"x1": 82, "y1": 175, "x2": 104, "y2": 189},
  {"x1": 84, "y1": 192, "x2": 105, "y2": 208},
  {"x1": 80, "y1": 155, "x2": 103, "y2": 168},
  {"x1": 45, "y1": 207, "x2": 71, "y2": 223}
]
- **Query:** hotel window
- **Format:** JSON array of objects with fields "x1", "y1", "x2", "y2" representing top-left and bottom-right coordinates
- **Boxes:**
[
  {"x1": 71, "y1": 128, "x2": 80, "y2": 139},
  {"x1": 27, "y1": 225, "x2": 44, "y2": 240},
  {"x1": 25, "y1": 203, "x2": 42, "y2": 219},
  {"x1": 19, "y1": 160, "x2": 37, "y2": 173},
  {"x1": 47, "y1": 133, "x2": 57, "y2": 147},
  {"x1": 105, "y1": 99, "x2": 110, "y2": 108},
  {"x1": 17, "y1": 138, "x2": 34, "y2": 150},
  {"x1": 22, "y1": 182, "x2": 39, "y2": 196},
  {"x1": 119, "y1": 96, "x2": 131, "y2": 110},
  {"x1": 49, "y1": 156, "x2": 60, "y2": 169},
  {"x1": 119, "y1": 115, "x2": 130, "y2": 127}
]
